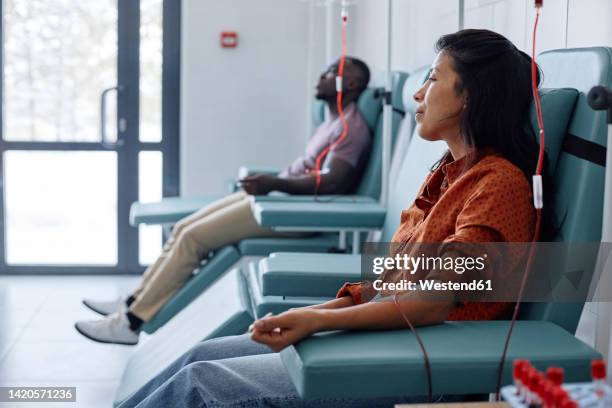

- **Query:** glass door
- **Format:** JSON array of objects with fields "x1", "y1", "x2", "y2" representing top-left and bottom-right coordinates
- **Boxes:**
[{"x1": 0, "y1": 0, "x2": 179, "y2": 274}]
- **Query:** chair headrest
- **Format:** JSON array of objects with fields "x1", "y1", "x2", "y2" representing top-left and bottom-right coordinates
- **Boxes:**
[
  {"x1": 539, "y1": 47, "x2": 612, "y2": 147},
  {"x1": 402, "y1": 66, "x2": 429, "y2": 117},
  {"x1": 311, "y1": 86, "x2": 381, "y2": 131},
  {"x1": 391, "y1": 72, "x2": 409, "y2": 111},
  {"x1": 531, "y1": 88, "x2": 579, "y2": 173},
  {"x1": 355, "y1": 71, "x2": 410, "y2": 200},
  {"x1": 311, "y1": 99, "x2": 326, "y2": 127},
  {"x1": 357, "y1": 88, "x2": 383, "y2": 131}
]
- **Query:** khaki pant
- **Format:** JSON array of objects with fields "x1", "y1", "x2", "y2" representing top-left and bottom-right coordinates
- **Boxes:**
[{"x1": 130, "y1": 191, "x2": 295, "y2": 321}]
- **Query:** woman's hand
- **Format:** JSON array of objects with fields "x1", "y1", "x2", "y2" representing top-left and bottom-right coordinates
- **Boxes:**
[{"x1": 250, "y1": 308, "x2": 324, "y2": 352}]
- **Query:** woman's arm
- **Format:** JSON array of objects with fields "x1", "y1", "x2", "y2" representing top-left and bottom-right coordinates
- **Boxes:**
[
  {"x1": 317, "y1": 296, "x2": 454, "y2": 331},
  {"x1": 308, "y1": 295, "x2": 355, "y2": 310},
  {"x1": 251, "y1": 293, "x2": 454, "y2": 352}
]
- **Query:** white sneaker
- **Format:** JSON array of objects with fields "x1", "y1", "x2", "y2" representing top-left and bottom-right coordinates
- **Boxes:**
[
  {"x1": 74, "y1": 313, "x2": 140, "y2": 345},
  {"x1": 82, "y1": 297, "x2": 127, "y2": 316}
]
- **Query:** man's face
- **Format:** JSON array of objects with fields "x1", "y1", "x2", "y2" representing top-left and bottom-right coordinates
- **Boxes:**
[
  {"x1": 315, "y1": 63, "x2": 339, "y2": 99},
  {"x1": 315, "y1": 60, "x2": 360, "y2": 100}
]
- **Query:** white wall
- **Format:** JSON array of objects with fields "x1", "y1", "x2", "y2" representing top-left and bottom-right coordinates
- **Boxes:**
[
  {"x1": 180, "y1": 0, "x2": 311, "y2": 196},
  {"x1": 348, "y1": 0, "x2": 612, "y2": 73}
]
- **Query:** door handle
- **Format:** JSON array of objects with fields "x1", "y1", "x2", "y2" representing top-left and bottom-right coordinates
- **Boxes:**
[{"x1": 100, "y1": 85, "x2": 124, "y2": 148}]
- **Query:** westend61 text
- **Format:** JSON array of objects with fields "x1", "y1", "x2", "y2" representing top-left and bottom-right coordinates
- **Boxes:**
[{"x1": 373, "y1": 279, "x2": 493, "y2": 292}]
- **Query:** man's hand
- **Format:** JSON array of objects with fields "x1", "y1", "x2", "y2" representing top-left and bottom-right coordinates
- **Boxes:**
[
  {"x1": 250, "y1": 308, "x2": 323, "y2": 352},
  {"x1": 238, "y1": 174, "x2": 280, "y2": 195}
]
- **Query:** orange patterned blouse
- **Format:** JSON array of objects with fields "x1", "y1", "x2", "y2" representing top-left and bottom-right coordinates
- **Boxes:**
[{"x1": 337, "y1": 150, "x2": 536, "y2": 320}]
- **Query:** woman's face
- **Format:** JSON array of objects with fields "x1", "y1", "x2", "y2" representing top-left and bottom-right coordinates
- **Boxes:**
[{"x1": 413, "y1": 52, "x2": 465, "y2": 143}]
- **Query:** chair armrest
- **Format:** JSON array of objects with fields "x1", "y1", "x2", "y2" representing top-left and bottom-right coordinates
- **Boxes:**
[
  {"x1": 260, "y1": 253, "x2": 361, "y2": 297},
  {"x1": 252, "y1": 195, "x2": 377, "y2": 204},
  {"x1": 246, "y1": 260, "x2": 330, "y2": 318},
  {"x1": 250, "y1": 200, "x2": 386, "y2": 230},
  {"x1": 129, "y1": 196, "x2": 218, "y2": 226},
  {"x1": 237, "y1": 166, "x2": 281, "y2": 179},
  {"x1": 280, "y1": 321, "x2": 600, "y2": 399}
]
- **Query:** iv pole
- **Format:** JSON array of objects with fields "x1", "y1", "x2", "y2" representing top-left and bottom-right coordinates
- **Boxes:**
[
  {"x1": 380, "y1": 0, "x2": 393, "y2": 206},
  {"x1": 458, "y1": 0, "x2": 465, "y2": 30}
]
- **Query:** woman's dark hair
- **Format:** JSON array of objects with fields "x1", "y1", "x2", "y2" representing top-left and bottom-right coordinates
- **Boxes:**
[{"x1": 435, "y1": 29, "x2": 556, "y2": 240}]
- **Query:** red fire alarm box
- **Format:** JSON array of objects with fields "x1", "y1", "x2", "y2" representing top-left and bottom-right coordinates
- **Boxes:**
[{"x1": 220, "y1": 31, "x2": 238, "y2": 48}]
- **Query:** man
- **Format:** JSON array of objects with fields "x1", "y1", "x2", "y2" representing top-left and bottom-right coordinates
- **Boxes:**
[{"x1": 75, "y1": 57, "x2": 372, "y2": 345}]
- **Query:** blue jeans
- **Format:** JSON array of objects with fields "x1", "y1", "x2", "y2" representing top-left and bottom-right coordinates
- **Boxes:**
[{"x1": 117, "y1": 334, "x2": 435, "y2": 408}]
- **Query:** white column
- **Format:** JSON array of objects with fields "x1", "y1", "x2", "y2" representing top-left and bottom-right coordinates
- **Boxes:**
[
  {"x1": 305, "y1": 0, "x2": 316, "y2": 142},
  {"x1": 596, "y1": 123, "x2": 612, "y2": 366},
  {"x1": 380, "y1": 0, "x2": 393, "y2": 207},
  {"x1": 325, "y1": 0, "x2": 335, "y2": 65}
]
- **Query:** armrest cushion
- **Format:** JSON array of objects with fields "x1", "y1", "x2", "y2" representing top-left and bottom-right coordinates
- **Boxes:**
[
  {"x1": 129, "y1": 196, "x2": 217, "y2": 226},
  {"x1": 253, "y1": 195, "x2": 377, "y2": 204},
  {"x1": 260, "y1": 253, "x2": 361, "y2": 297},
  {"x1": 280, "y1": 321, "x2": 600, "y2": 399},
  {"x1": 245, "y1": 260, "x2": 330, "y2": 318},
  {"x1": 251, "y1": 200, "x2": 386, "y2": 229}
]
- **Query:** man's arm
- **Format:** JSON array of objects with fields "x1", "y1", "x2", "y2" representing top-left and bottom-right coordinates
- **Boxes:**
[{"x1": 240, "y1": 157, "x2": 356, "y2": 195}]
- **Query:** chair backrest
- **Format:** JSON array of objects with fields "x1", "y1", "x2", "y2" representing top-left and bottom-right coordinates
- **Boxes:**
[
  {"x1": 355, "y1": 72, "x2": 409, "y2": 199},
  {"x1": 381, "y1": 66, "x2": 447, "y2": 241},
  {"x1": 519, "y1": 47, "x2": 612, "y2": 333}
]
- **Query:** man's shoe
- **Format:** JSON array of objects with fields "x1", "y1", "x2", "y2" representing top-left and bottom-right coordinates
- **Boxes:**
[
  {"x1": 74, "y1": 313, "x2": 139, "y2": 345},
  {"x1": 82, "y1": 297, "x2": 127, "y2": 316}
]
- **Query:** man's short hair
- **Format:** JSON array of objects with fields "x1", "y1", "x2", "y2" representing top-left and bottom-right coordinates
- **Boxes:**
[{"x1": 346, "y1": 56, "x2": 371, "y2": 94}]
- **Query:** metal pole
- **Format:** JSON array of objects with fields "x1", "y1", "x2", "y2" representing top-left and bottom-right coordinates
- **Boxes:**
[
  {"x1": 338, "y1": 230, "x2": 347, "y2": 251},
  {"x1": 325, "y1": 0, "x2": 335, "y2": 65},
  {"x1": 352, "y1": 231, "x2": 360, "y2": 254},
  {"x1": 305, "y1": 0, "x2": 316, "y2": 141},
  {"x1": 381, "y1": 0, "x2": 393, "y2": 207},
  {"x1": 458, "y1": 0, "x2": 465, "y2": 30}
]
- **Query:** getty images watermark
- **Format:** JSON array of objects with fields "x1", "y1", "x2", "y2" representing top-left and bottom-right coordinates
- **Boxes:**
[
  {"x1": 360, "y1": 242, "x2": 612, "y2": 302},
  {"x1": 371, "y1": 252, "x2": 492, "y2": 292}
]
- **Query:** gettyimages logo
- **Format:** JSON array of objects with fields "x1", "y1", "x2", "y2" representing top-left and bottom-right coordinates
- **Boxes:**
[{"x1": 372, "y1": 253, "x2": 488, "y2": 275}]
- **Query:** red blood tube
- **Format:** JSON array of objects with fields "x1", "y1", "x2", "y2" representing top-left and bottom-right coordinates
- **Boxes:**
[
  {"x1": 546, "y1": 367, "x2": 564, "y2": 386},
  {"x1": 553, "y1": 387, "x2": 569, "y2": 407},
  {"x1": 592, "y1": 359, "x2": 607, "y2": 399},
  {"x1": 513, "y1": 360, "x2": 529, "y2": 397}
]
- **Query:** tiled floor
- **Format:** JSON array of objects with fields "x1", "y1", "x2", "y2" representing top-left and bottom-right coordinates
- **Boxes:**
[{"x1": 0, "y1": 275, "x2": 140, "y2": 408}]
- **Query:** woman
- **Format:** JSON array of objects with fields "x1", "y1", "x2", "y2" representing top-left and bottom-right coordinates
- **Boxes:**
[{"x1": 118, "y1": 29, "x2": 552, "y2": 408}]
